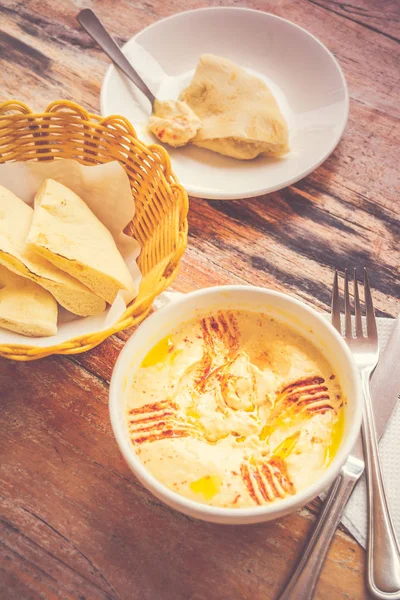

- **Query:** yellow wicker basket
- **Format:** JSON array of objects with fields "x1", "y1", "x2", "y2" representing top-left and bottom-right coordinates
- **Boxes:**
[{"x1": 0, "y1": 100, "x2": 188, "y2": 361}]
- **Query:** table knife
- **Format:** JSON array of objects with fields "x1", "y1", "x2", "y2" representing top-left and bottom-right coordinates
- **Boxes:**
[{"x1": 280, "y1": 316, "x2": 400, "y2": 600}]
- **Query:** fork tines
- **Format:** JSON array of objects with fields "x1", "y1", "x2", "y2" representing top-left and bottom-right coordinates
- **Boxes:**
[{"x1": 331, "y1": 268, "x2": 378, "y2": 341}]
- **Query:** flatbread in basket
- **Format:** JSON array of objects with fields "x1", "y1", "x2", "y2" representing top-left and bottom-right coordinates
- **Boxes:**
[{"x1": 0, "y1": 100, "x2": 188, "y2": 361}]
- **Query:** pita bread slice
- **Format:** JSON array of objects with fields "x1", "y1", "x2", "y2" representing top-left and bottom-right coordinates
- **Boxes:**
[
  {"x1": 180, "y1": 54, "x2": 289, "y2": 160},
  {"x1": 0, "y1": 185, "x2": 106, "y2": 317},
  {"x1": 27, "y1": 179, "x2": 138, "y2": 304},
  {"x1": 0, "y1": 264, "x2": 57, "y2": 337}
]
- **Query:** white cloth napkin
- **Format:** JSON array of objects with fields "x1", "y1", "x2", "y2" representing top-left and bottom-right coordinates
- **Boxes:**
[{"x1": 153, "y1": 292, "x2": 399, "y2": 548}]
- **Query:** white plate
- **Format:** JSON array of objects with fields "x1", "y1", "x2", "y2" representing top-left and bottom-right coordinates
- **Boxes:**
[{"x1": 101, "y1": 7, "x2": 348, "y2": 200}]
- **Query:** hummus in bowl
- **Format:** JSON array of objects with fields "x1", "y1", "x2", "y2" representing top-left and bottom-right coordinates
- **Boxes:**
[{"x1": 110, "y1": 287, "x2": 362, "y2": 524}]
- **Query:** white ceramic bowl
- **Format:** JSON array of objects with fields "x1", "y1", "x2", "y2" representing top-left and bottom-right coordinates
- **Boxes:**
[
  {"x1": 101, "y1": 7, "x2": 349, "y2": 200},
  {"x1": 109, "y1": 286, "x2": 361, "y2": 524}
]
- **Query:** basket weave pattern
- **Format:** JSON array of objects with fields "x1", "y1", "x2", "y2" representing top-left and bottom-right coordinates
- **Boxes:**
[{"x1": 0, "y1": 100, "x2": 188, "y2": 360}]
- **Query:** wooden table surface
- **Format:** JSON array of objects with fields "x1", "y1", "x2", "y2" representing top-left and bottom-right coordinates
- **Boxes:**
[{"x1": 1, "y1": 1, "x2": 399, "y2": 598}]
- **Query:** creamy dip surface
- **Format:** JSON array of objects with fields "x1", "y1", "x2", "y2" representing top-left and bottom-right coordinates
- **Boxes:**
[
  {"x1": 148, "y1": 100, "x2": 201, "y2": 147},
  {"x1": 125, "y1": 310, "x2": 344, "y2": 508}
]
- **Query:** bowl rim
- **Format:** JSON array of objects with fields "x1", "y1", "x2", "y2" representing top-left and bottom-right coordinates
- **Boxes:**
[
  {"x1": 109, "y1": 285, "x2": 362, "y2": 522},
  {"x1": 101, "y1": 6, "x2": 349, "y2": 200}
]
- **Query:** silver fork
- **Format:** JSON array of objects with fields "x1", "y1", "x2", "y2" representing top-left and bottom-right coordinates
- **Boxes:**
[
  {"x1": 339, "y1": 268, "x2": 400, "y2": 598},
  {"x1": 279, "y1": 269, "x2": 400, "y2": 600}
]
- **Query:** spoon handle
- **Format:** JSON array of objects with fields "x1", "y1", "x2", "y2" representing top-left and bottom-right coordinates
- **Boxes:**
[{"x1": 77, "y1": 9, "x2": 155, "y2": 106}]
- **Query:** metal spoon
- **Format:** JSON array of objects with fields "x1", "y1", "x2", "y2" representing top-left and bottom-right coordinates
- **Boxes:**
[{"x1": 77, "y1": 9, "x2": 155, "y2": 106}]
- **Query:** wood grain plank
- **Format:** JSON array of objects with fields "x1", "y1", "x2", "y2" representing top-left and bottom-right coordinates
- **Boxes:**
[
  {"x1": 306, "y1": 0, "x2": 400, "y2": 42},
  {"x1": 185, "y1": 195, "x2": 399, "y2": 316}
]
